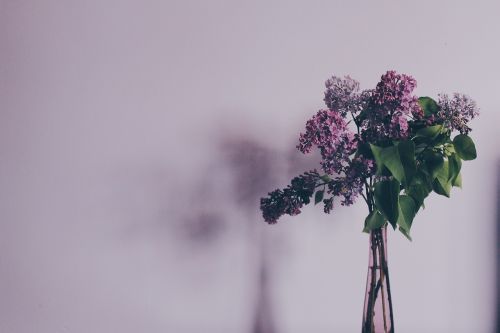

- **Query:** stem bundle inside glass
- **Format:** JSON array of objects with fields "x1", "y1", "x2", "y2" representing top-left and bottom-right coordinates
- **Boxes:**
[{"x1": 362, "y1": 227, "x2": 394, "y2": 333}]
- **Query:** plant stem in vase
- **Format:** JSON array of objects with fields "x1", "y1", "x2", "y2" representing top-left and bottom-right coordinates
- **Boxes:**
[{"x1": 362, "y1": 227, "x2": 394, "y2": 333}]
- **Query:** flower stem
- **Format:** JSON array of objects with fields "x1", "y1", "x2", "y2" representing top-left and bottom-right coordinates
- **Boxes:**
[
  {"x1": 362, "y1": 228, "x2": 394, "y2": 333},
  {"x1": 379, "y1": 231, "x2": 395, "y2": 332},
  {"x1": 378, "y1": 233, "x2": 388, "y2": 333}
]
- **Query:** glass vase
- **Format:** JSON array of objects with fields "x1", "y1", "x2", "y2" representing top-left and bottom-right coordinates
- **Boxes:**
[{"x1": 361, "y1": 227, "x2": 394, "y2": 333}]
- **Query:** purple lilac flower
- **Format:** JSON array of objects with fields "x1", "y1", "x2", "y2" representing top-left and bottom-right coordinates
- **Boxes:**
[
  {"x1": 297, "y1": 109, "x2": 357, "y2": 175},
  {"x1": 437, "y1": 93, "x2": 479, "y2": 134},
  {"x1": 327, "y1": 177, "x2": 362, "y2": 206},
  {"x1": 362, "y1": 71, "x2": 422, "y2": 142},
  {"x1": 324, "y1": 75, "x2": 361, "y2": 116},
  {"x1": 260, "y1": 171, "x2": 319, "y2": 224},
  {"x1": 323, "y1": 197, "x2": 334, "y2": 214},
  {"x1": 357, "y1": 89, "x2": 374, "y2": 113},
  {"x1": 326, "y1": 156, "x2": 375, "y2": 206}
]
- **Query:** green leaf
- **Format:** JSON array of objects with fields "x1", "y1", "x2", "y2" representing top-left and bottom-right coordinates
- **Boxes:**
[
  {"x1": 453, "y1": 134, "x2": 477, "y2": 160},
  {"x1": 448, "y1": 154, "x2": 462, "y2": 183},
  {"x1": 370, "y1": 144, "x2": 405, "y2": 183},
  {"x1": 363, "y1": 210, "x2": 386, "y2": 233},
  {"x1": 397, "y1": 195, "x2": 417, "y2": 233},
  {"x1": 453, "y1": 173, "x2": 462, "y2": 188},
  {"x1": 369, "y1": 144, "x2": 384, "y2": 174},
  {"x1": 320, "y1": 174, "x2": 331, "y2": 183},
  {"x1": 435, "y1": 160, "x2": 449, "y2": 183},
  {"x1": 407, "y1": 173, "x2": 432, "y2": 211},
  {"x1": 424, "y1": 152, "x2": 444, "y2": 180},
  {"x1": 398, "y1": 140, "x2": 416, "y2": 187},
  {"x1": 314, "y1": 190, "x2": 324, "y2": 205},
  {"x1": 433, "y1": 160, "x2": 452, "y2": 197},
  {"x1": 374, "y1": 179, "x2": 400, "y2": 228},
  {"x1": 418, "y1": 96, "x2": 439, "y2": 116},
  {"x1": 399, "y1": 227, "x2": 413, "y2": 241},
  {"x1": 433, "y1": 178, "x2": 451, "y2": 197},
  {"x1": 407, "y1": 185, "x2": 428, "y2": 211},
  {"x1": 416, "y1": 125, "x2": 443, "y2": 139}
]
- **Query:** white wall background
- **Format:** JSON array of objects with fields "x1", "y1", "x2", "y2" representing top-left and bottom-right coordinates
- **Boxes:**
[{"x1": 0, "y1": 0, "x2": 498, "y2": 332}]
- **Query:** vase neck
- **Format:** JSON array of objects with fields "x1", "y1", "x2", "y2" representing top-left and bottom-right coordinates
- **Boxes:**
[
  {"x1": 369, "y1": 227, "x2": 388, "y2": 260},
  {"x1": 362, "y1": 226, "x2": 394, "y2": 333}
]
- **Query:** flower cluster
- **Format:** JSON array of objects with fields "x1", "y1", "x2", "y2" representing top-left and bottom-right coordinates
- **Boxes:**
[
  {"x1": 260, "y1": 171, "x2": 319, "y2": 224},
  {"x1": 297, "y1": 109, "x2": 357, "y2": 175},
  {"x1": 324, "y1": 75, "x2": 361, "y2": 116},
  {"x1": 361, "y1": 71, "x2": 422, "y2": 142},
  {"x1": 328, "y1": 156, "x2": 375, "y2": 206},
  {"x1": 436, "y1": 93, "x2": 479, "y2": 134}
]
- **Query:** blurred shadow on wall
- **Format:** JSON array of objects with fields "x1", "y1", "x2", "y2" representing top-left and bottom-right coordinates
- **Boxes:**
[
  {"x1": 221, "y1": 138, "x2": 279, "y2": 333},
  {"x1": 164, "y1": 126, "x2": 320, "y2": 332},
  {"x1": 177, "y1": 174, "x2": 228, "y2": 247},
  {"x1": 221, "y1": 135, "x2": 321, "y2": 333},
  {"x1": 171, "y1": 134, "x2": 285, "y2": 332}
]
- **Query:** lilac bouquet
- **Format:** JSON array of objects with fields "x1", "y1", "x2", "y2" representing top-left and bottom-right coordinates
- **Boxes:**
[
  {"x1": 259, "y1": 71, "x2": 478, "y2": 332},
  {"x1": 260, "y1": 71, "x2": 478, "y2": 239}
]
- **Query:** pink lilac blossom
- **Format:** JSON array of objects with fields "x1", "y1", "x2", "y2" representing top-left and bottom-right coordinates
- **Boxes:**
[
  {"x1": 297, "y1": 109, "x2": 357, "y2": 175},
  {"x1": 260, "y1": 171, "x2": 320, "y2": 224},
  {"x1": 362, "y1": 71, "x2": 422, "y2": 142},
  {"x1": 326, "y1": 156, "x2": 375, "y2": 207},
  {"x1": 324, "y1": 75, "x2": 361, "y2": 116},
  {"x1": 323, "y1": 197, "x2": 334, "y2": 214},
  {"x1": 436, "y1": 93, "x2": 479, "y2": 134}
]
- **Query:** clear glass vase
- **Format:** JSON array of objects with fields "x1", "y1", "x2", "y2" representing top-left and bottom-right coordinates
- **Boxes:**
[{"x1": 361, "y1": 227, "x2": 394, "y2": 333}]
